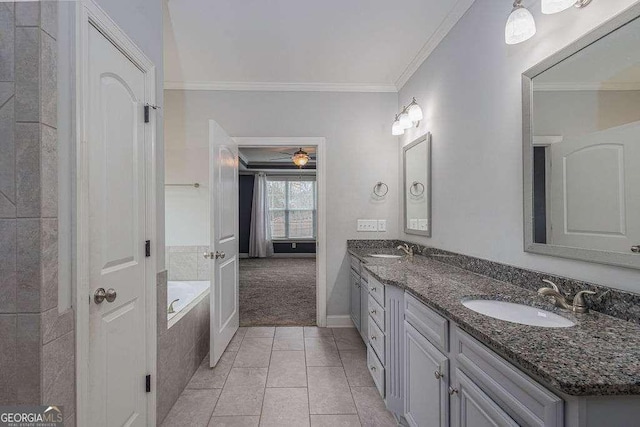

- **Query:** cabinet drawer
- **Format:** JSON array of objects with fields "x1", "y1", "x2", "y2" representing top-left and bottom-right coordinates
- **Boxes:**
[
  {"x1": 453, "y1": 327, "x2": 563, "y2": 427},
  {"x1": 405, "y1": 292, "x2": 448, "y2": 353},
  {"x1": 368, "y1": 294, "x2": 385, "y2": 330},
  {"x1": 367, "y1": 345, "x2": 385, "y2": 398},
  {"x1": 368, "y1": 315, "x2": 385, "y2": 364},
  {"x1": 350, "y1": 255, "x2": 361, "y2": 274},
  {"x1": 368, "y1": 276, "x2": 385, "y2": 306}
]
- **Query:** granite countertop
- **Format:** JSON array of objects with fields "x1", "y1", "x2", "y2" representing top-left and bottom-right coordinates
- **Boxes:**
[{"x1": 348, "y1": 246, "x2": 640, "y2": 397}]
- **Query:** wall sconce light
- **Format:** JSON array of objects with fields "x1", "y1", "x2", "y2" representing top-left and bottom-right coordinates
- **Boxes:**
[
  {"x1": 392, "y1": 98, "x2": 423, "y2": 136},
  {"x1": 505, "y1": 0, "x2": 536, "y2": 45},
  {"x1": 542, "y1": 0, "x2": 591, "y2": 14}
]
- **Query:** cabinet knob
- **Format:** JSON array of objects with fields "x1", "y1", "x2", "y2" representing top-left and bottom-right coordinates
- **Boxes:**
[
  {"x1": 370, "y1": 366, "x2": 377, "y2": 372},
  {"x1": 371, "y1": 287, "x2": 377, "y2": 292},
  {"x1": 370, "y1": 309, "x2": 377, "y2": 315},
  {"x1": 632, "y1": 245, "x2": 640, "y2": 253},
  {"x1": 370, "y1": 335, "x2": 377, "y2": 341},
  {"x1": 434, "y1": 371, "x2": 442, "y2": 380},
  {"x1": 448, "y1": 387, "x2": 458, "y2": 395}
]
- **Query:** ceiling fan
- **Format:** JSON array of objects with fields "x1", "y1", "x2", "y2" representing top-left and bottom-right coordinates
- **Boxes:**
[{"x1": 268, "y1": 148, "x2": 316, "y2": 168}]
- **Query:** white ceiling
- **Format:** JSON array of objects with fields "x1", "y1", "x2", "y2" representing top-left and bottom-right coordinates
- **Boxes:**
[{"x1": 163, "y1": 0, "x2": 475, "y2": 92}]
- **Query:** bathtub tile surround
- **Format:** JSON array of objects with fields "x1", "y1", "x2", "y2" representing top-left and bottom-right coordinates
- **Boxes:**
[
  {"x1": 348, "y1": 240, "x2": 640, "y2": 396},
  {"x1": 157, "y1": 269, "x2": 211, "y2": 424},
  {"x1": 162, "y1": 326, "x2": 396, "y2": 426},
  {"x1": 0, "y1": 2, "x2": 74, "y2": 422},
  {"x1": 348, "y1": 240, "x2": 640, "y2": 324},
  {"x1": 167, "y1": 245, "x2": 210, "y2": 281}
]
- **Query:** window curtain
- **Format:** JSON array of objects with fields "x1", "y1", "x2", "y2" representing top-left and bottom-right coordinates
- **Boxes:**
[{"x1": 249, "y1": 173, "x2": 274, "y2": 258}]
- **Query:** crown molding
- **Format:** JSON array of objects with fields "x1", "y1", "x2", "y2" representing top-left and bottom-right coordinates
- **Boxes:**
[
  {"x1": 395, "y1": 0, "x2": 476, "y2": 90},
  {"x1": 164, "y1": 80, "x2": 398, "y2": 93},
  {"x1": 533, "y1": 82, "x2": 640, "y2": 91}
]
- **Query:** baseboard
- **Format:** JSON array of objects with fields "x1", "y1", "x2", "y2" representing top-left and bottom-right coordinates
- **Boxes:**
[
  {"x1": 326, "y1": 315, "x2": 355, "y2": 328},
  {"x1": 239, "y1": 253, "x2": 249, "y2": 259}
]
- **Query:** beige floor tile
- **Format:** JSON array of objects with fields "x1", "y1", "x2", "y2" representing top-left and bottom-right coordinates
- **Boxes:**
[
  {"x1": 234, "y1": 338, "x2": 273, "y2": 368},
  {"x1": 303, "y1": 326, "x2": 333, "y2": 337},
  {"x1": 350, "y1": 387, "x2": 396, "y2": 427},
  {"x1": 340, "y1": 350, "x2": 375, "y2": 387},
  {"x1": 213, "y1": 386, "x2": 265, "y2": 416},
  {"x1": 260, "y1": 387, "x2": 310, "y2": 427},
  {"x1": 227, "y1": 328, "x2": 248, "y2": 352},
  {"x1": 332, "y1": 328, "x2": 366, "y2": 351},
  {"x1": 224, "y1": 368, "x2": 268, "y2": 388},
  {"x1": 272, "y1": 336, "x2": 305, "y2": 351},
  {"x1": 275, "y1": 326, "x2": 304, "y2": 338},
  {"x1": 305, "y1": 338, "x2": 341, "y2": 367},
  {"x1": 267, "y1": 351, "x2": 307, "y2": 388},
  {"x1": 208, "y1": 416, "x2": 260, "y2": 427},
  {"x1": 187, "y1": 351, "x2": 237, "y2": 389},
  {"x1": 307, "y1": 367, "x2": 357, "y2": 415},
  {"x1": 162, "y1": 389, "x2": 221, "y2": 427},
  {"x1": 245, "y1": 327, "x2": 275, "y2": 338},
  {"x1": 310, "y1": 415, "x2": 362, "y2": 427}
]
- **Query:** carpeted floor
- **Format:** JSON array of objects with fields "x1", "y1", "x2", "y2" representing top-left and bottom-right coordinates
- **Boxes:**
[{"x1": 239, "y1": 257, "x2": 316, "y2": 326}]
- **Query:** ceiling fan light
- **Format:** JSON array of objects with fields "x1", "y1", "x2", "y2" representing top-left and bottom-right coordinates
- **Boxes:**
[
  {"x1": 407, "y1": 102, "x2": 423, "y2": 122},
  {"x1": 399, "y1": 112, "x2": 413, "y2": 129},
  {"x1": 292, "y1": 149, "x2": 310, "y2": 167},
  {"x1": 505, "y1": 2, "x2": 536, "y2": 45},
  {"x1": 392, "y1": 119, "x2": 404, "y2": 136},
  {"x1": 542, "y1": 0, "x2": 576, "y2": 14}
]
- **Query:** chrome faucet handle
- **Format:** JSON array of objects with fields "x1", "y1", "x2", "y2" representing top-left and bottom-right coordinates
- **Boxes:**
[
  {"x1": 572, "y1": 290, "x2": 596, "y2": 314},
  {"x1": 542, "y1": 279, "x2": 560, "y2": 292}
]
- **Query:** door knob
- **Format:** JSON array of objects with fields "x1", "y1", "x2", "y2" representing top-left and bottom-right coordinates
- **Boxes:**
[
  {"x1": 94, "y1": 288, "x2": 117, "y2": 304},
  {"x1": 631, "y1": 245, "x2": 640, "y2": 253},
  {"x1": 215, "y1": 251, "x2": 226, "y2": 259}
]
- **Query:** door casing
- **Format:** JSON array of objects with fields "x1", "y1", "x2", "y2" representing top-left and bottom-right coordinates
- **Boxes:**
[
  {"x1": 74, "y1": 1, "x2": 158, "y2": 425},
  {"x1": 234, "y1": 137, "x2": 327, "y2": 327}
]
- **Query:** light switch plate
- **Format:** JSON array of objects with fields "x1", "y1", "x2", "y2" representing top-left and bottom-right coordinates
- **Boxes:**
[
  {"x1": 377, "y1": 220, "x2": 387, "y2": 232},
  {"x1": 357, "y1": 219, "x2": 378, "y2": 232}
]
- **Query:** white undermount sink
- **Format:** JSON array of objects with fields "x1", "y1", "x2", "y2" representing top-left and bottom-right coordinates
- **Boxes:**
[
  {"x1": 462, "y1": 299, "x2": 575, "y2": 328},
  {"x1": 368, "y1": 254, "x2": 403, "y2": 259}
]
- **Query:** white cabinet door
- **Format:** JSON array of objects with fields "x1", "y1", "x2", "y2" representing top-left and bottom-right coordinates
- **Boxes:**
[
  {"x1": 451, "y1": 369, "x2": 518, "y2": 427},
  {"x1": 404, "y1": 322, "x2": 449, "y2": 427},
  {"x1": 350, "y1": 271, "x2": 361, "y2": 330}
]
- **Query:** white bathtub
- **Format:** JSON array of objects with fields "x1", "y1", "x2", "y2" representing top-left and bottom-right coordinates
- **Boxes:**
[{"x1": 167, "y1": 280, "x2": 210, "y2": 321}]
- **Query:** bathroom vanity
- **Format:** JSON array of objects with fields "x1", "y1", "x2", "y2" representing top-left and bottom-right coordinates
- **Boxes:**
[{"x1": 348, "y1": 242, "x2": 640, "y2": 427}]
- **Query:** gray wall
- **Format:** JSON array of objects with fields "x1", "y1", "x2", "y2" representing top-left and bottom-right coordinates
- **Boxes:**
[
  {"x1": 0, "y1": 2, "x2": 75, "y2": 424},
  {"x1": 164, "y1": 90, "x2": 399, "y2": 316},
  {"x1": 398, "y1": 0, "x2": 640, "y2": 293}
]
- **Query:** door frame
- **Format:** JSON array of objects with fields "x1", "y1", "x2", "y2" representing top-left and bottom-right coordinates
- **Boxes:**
[
  {"x1": 234, "y1": 137, "x2": 328, "y2": 327},
  {"x1": 74, "y1": 1, "x2": 158, "y2": 425}
]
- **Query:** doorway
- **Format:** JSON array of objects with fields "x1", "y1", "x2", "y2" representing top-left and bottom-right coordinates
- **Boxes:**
[{"x1": 236, "y1": 138, "x2": 327, "y2": 327}]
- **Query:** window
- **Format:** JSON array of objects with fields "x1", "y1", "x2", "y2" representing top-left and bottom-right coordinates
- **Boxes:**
[{"x1": 267, "y1": 178, "x2": 316, "y2": 239}]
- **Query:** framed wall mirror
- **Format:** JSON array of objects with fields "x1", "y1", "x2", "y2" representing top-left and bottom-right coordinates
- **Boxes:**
[
  {"x1": 403, "y1": 133, "x2": 432, "y2": 237},
  {"x1": 523, "y1": 5, "x2": 640, "y2": 269}
]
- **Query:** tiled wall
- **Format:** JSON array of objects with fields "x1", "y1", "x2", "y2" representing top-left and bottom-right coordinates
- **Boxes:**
[
  {"x1": 156, "y1": 270, "x2": 210, "y2": 424},
  {"x1": 0, "y1": 2, "x2": 75, "y2": 424},
  {"x1": 166, "y1": 245, "x2": 210, "y2": 281}
]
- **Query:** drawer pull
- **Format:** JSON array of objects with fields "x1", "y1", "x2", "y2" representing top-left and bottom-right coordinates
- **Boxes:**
[
  {"x1": 448, "y1": 387, "x2": 458, "y2": 395},
  {"x1": 370, "y1": 309, "x2": 377, "y2": 315},
  {"x1": 370, "y1": 335, "x2": 377, "y2": 341},
  {"x1": 371, "y1": 287, "x2": 377, "y2": 292},
  {"x1": 370, "y1": 366, "x2": 377, "y2": 372},
  {"x1": 434, "y1": 371, "x2": 443, "y2": 380}
]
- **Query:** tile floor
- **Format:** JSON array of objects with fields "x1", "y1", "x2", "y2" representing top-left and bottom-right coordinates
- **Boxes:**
[{"x1": 161, "y1": 326, "x2": 397, "y2": 427}]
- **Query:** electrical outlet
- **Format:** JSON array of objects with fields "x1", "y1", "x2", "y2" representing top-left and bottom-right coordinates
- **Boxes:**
[
  {"x1": 292, "y1": 242, "x2": 297, "y2": 249},
  {"x1": 357, "y1": 219, "x2": 378, "y2": 232},
  {"x1": 377, "y1": 220, "x2": 387, "y2": 232}
]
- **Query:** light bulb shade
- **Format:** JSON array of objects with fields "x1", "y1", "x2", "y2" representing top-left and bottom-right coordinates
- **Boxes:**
[
  {"x1": 399, "y1": 112, "x2": 412, "y2": 129},
  {"x1": 407, "y1": 103, "x2": 423, "y2": 122},
  {"x1": 292, "y1": 149, "x2": 310, "y2": 167},
  {"x1": 392, "y1": 120, "x2": 404, "y2": 136},
  {"x1": 542, "y1": 0, "x2": 575, "y2": 14},
  {"x1": 505, "y1": 6, "x2": 536, "y2": 45}
]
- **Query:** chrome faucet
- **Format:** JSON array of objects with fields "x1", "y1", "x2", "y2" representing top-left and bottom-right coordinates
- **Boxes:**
[
  {"x1": 168, "y1": 298, "x2": 180, "y2": 314},
  {"x1": 397, "y1": 243, "x2": 415, "y2": 257},
  {"x1": 537, "y1": 279, "x2": 596, "y2": 314}
]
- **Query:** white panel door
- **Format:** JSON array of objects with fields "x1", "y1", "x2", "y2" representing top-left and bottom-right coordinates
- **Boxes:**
[
  {"x1": 549, "y1": 121, "x2": 640, "y2": 252},
  {"x1": 87, "y1": 24, "x2": 147, "y2": 427},
  {"x1": 209, "y1": 120, "x2": 240, "y2": 366}
]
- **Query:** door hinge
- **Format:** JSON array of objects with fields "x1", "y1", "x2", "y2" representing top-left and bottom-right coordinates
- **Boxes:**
[
  {"x1": 145, "y1": 240, "x2": 151, "y2": 257},
  {"x1": 145, "y1": 374, "x2": 151, "y2": 393},
  {"x1": 144, "y1": 104, "x2": 160, "y2": 123}
]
